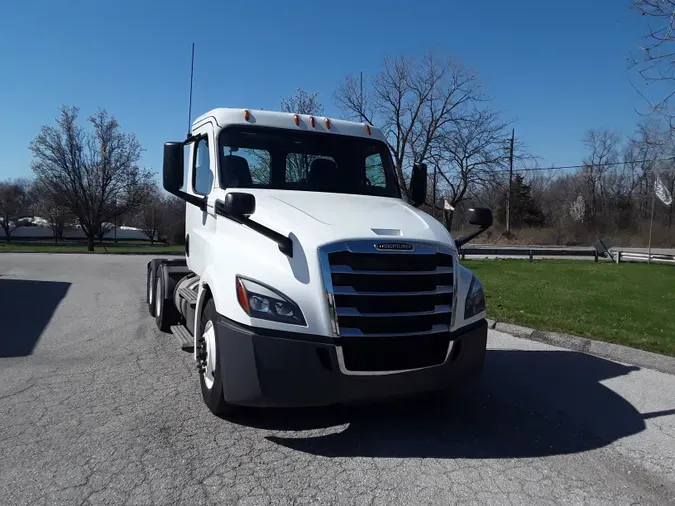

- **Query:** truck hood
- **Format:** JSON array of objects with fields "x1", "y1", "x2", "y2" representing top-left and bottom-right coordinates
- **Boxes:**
[{"x1": 239, "y1": 189, "x2": 455, "y2": 248}]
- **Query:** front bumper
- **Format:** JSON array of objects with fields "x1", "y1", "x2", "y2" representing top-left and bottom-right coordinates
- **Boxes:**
[{"x1": 216, "y1": 316, "x2": 488, "y2": 408}]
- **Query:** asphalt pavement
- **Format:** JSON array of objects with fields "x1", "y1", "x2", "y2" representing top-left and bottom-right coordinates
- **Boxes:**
[{"x1": 1, "y1": 254, "x2": 674, "y2": 505}]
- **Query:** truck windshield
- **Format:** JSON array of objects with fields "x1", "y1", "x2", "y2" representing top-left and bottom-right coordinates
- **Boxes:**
[{"x1": 217, "y1": 125, "x2": 400, "y2": 198}]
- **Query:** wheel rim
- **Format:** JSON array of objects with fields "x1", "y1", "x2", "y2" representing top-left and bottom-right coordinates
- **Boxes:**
[
  {"x1": 155, "y1": 277, "x2": 162, "y2": 315},
  {"x1": 202, "y1": 320, "x2": 217, "y2": 390}
]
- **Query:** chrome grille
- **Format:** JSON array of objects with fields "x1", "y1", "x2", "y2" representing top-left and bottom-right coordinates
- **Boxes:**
[{"x1": 319, "y1": 240, "x2": 456, "y2": 373}]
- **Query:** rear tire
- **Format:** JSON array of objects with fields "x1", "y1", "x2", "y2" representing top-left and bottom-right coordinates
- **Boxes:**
[
  {"x1": 147, "y1": 259, "x2": 164, "y2": 317},
  {"x1": 147, "y1": 262, "x2": 155, "y2": 316},
  {"x1": 154, "y1": 266, "x2": 180, "y2": 332},
  {"x1": 198, "y1": 299, "x2": 237, "y2": 417}
]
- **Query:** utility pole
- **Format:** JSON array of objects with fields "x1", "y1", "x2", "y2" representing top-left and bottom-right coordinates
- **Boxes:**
[
  {"x1": 506, "y1": 128, "x2": 515, "y2": 234},
  {"x1": 432, "y1": 164, "x2": 437, "y2": 220},
  {"x1": 113, "y1": 199, "x2": 117, "y2": 244},
  {"x1": 359, "y1": 71, "x2": 364, "y2": 122}
]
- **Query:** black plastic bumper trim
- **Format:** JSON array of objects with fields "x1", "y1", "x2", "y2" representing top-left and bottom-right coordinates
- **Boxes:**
[
  {"x1": 214, "y1": 315, "x2": 488, "y2": 408},
  {"x1": 217, "y1": 315, "x2": 486, "y2": 346}
]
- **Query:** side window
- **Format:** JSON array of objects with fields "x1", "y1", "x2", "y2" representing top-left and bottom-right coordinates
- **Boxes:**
[
  {"x1": 365, "y1": 153, "x2": 387, "y2": 187},
  {"x1": 193, "y1": 137, "x2": 213, "y2": 195}
]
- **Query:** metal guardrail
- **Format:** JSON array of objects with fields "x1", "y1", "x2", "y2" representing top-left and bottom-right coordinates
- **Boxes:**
[
  {"x1": 615, "y1": 251, "x2": 675, "y2": 264},
  {"x1": 459, "y1": 246, "x2": 675, "y2": 265},
  {"x1": 459, "y1": 246, "x2": 602, "y2": 262}
]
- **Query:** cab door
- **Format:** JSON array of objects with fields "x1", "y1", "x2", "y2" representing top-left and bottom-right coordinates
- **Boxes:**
[{"x1": 185, "y1": 121, "x2": 217, "y2": 276}]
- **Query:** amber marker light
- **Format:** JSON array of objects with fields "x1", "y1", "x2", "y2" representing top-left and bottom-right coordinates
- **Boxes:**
[{"x1": 236, "y1": 278, "x2": 250, "y2": 314}]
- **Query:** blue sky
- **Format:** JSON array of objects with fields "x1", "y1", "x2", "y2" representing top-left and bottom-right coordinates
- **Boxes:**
[{"x1": 0, "y1": 0, "x2": 659, "y2": 181}]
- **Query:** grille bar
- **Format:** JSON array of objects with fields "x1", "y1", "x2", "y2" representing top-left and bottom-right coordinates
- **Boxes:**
[
  {"x1": 330, "y1": 265, "x2": 453, "y2": 276},
  {"x1": 339, "y1": 324, "x2": 451, "y2": 338},
  {"x1": 336, "y1": 304, "x2": 451, "y2": 318},
  {"x1": 333, "y1": 286, "x2": 453, "y2": 296}
]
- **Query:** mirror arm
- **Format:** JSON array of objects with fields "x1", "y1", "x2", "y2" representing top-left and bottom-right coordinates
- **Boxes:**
[
  {"x1": 167, "y1": 189, "x2": 206, "y2": 211},
  {"x1": 183, "y1": 134, "x2": 199, "y2": 146},
  {"x1": 455, "y1": 226, "x2": 488, "y2": 249},
  {"x1": 214, "y1": 200, "x2": 293, "y2": 257}
]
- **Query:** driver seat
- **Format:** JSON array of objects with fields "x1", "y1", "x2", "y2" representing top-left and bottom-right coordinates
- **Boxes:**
[
  {"x1": 221, "y1": 155, "x2": 252, "y2": 187},
  {"x1": 307, "y1": 158, "x2": 338, "y2": 190}
]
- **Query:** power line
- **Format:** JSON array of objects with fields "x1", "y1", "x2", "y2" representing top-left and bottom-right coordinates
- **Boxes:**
[{"x1": 498, "y1": 155, "x2": 675, "y2": 174}]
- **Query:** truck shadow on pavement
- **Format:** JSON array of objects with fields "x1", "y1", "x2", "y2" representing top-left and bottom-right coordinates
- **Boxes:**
[
  {"x1": 236, "y1": 349, "x2": 674, "y2": 459},
  {"x1": 0, "y1": 278, "x2": 71, "y2": 357}
]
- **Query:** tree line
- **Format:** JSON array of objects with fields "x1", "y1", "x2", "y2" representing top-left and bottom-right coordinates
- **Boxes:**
[
  {"x1": 0, "y1": 106, "x2": 185, "y2": 249},
  {"x1": 465, "y1": 123, "x2": 675, "y2": 246},
  {"x1": 0, "y1": 172, "x2": 186, "y2": 247}
]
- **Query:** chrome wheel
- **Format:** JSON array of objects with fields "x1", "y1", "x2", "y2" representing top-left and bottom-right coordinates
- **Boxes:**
[
  {"x1": 155, "y1": 277, "x2": 162, "y2": 316},
  {"x1": 199, "y1": 320, "x2": 217, "y2": 390}
]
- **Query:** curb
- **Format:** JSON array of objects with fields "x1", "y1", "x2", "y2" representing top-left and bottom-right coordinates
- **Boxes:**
[{"x1": 487, "y1": 319, "x2": 675, "y2": 376}]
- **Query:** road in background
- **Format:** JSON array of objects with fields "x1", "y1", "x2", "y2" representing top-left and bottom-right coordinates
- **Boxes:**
[{"x1": 1, "y1": 254, "x2": 674, "y2": 505}]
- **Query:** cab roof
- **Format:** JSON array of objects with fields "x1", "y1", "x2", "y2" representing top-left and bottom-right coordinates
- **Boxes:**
[{"x1": 192, "y1": 108, "x2": 387, "y2": 143}]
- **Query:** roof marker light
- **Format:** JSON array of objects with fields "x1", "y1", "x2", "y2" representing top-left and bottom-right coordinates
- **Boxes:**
[
  {"x1": 293, "y1": 114, "x2": 300, "y2": 126},
  {"x1": 325, "y1": 118, "x2": 331, "y2": 130},
  {"x1": 243, "y1": 109, "x2": 250, "y2": 121},
  {"x1": 365, "y1": 124, "x2": 371, "y2": 135},
  {"x1": 309, "y1": 116, "x2": 315, "y2": 128}
]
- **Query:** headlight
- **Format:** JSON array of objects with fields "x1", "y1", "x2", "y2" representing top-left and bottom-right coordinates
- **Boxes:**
[
  {"x1": 464, "y1": 275, "x2": 486, "y2": 319},
  {"x1": 235, "y1": 276, "x2": 306, "y2": 326}
]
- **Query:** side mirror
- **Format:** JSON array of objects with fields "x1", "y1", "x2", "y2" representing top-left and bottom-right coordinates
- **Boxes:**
[
  {"x1": 221, "y1": 192, "x2": 256, "y2": 218},
  {"x1": 162, "y1": 141, "x2": 206, "y2": 211},
  {"x1": 163, "y1": 142, "x2": 184, "y2": 194},
  {"x1": 468, "y1": 207, "x2": 493, "y2": 228},
  {"x1": 409, "y1": 162, "x2": 427, "y2": 207},
  {"x1": 455, "y1": 207, "x2": 493, "y2": 248}
]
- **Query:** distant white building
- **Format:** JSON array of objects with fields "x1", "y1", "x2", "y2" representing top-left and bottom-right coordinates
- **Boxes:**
[{"x1": 0, "y1": 216, "x2": 150, "y2": 240}]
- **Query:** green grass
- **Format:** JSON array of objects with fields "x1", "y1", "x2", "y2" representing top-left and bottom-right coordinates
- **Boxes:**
[
  {"x1": 0, "y1": 243, "x2": 183, "y2": 254},
  {"x1": 463, "y1": 259, "x2": 675, "y2": 357}
]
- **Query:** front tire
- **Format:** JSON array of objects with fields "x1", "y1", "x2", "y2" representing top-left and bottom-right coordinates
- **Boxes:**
[{"x1": 198, "y1": 299, "x2": 237, "y2": 417}]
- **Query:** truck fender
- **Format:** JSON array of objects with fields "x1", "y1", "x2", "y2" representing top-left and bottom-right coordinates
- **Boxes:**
[
  {"x1": 192, "y1": 266, "x2": 226, "y2": 362},
  {"x1": 193, "y1": 266, "x2": 254, "y2": 360}
]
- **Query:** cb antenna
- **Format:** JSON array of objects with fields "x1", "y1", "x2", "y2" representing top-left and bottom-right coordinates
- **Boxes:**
[{"x1": 187, "y1": 42, "x2": 195, "y2": 138}]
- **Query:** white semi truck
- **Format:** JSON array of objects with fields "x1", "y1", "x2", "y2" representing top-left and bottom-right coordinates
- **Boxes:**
[{"x1": 146, "y1": 107, "x2": 493, "y2": 416}]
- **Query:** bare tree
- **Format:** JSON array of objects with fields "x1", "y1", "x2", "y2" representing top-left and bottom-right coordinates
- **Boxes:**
[
  {"x1": 30, "y1": 180, "x2": 73, "y2": 244},
  {"x1": 429, "y1": 109, "x2": 510, "y2": 222},
  {"x1": 630, "y1": 1, "x2": 675, "y2": 131},
  {"x1": 281, "y1": 88, "x2": 324, "y2": 116},
  {"x1": 29, "y1": 106, "x2": 154, "y2": 251},
  {"x1": 280, "y1": 88, "x2": 325, "y2": 182},
  {"x1": 334, "y1": 51, "x2": 482, "y2": 196},
  {"x1": 580, "y1": 128, "x2": 621, "y2": 226},
  {"x1": 160, "y1": 194, "x2": 186, "y2": 245},
  {"x1": 134, "y1": 185, "x2": 165, "y2": 244},
  {"x1": 429, "y1": 107, "x2": 536, "y2": 228},
  {"x1": 0, "y1": 179, "x2": 30, "y2": 242}
]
